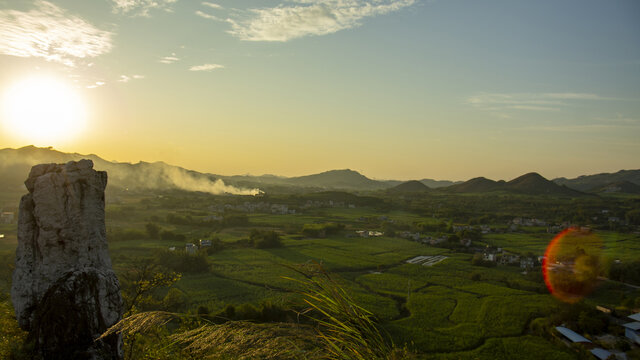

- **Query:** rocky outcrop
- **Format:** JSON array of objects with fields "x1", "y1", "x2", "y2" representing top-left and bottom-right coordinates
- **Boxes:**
[{"x1": 11, "y1": 160, "x2": 123, "y2": 359}]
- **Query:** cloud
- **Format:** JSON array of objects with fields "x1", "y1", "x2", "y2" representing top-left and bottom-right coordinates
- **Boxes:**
[
  {"x1": 118, "y1": 74, "x2": 145, "y2": 82},
  {"x1": 0, "y1": 1, "x2": 112, "y2": 66},
  {"x1": 87, "y1": 81, "x2": 106, "y2": 89},
  {"x1": 112, "y1": 0, "x2": 178, "y2": 16},
  {"x1": 467, "y1": 92, "x2": 607, "y2": 113},
  {"x1": 189, "y1": 63, "x2": 224, "y2": 71},
  {"x1": 202, "y1": 2, "x2": 223, "y2": 9},
  {"x1": 226, "y1": 0, "x2": 416, "y2": 42},
  {"x1": 543, "y1": 93, "x2": 606, "y2": 100},
  {"x1": 159, "y1": 53, "x2": 179, "y2": 64},
  {"x1": 520, "y1": 123, "x2": 639, "y2": 133},
  {"x1": 195, "y1": 10, "x2": 222, "y2": 21}
]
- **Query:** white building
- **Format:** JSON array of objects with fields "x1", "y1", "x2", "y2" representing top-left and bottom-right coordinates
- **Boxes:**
[
  {"x1": 0, "y1": 212, "x2": 15, "y2": 224},
  {"x1": 185, "y1": 243, "x2": 197, "y2": 254},
  {"x1": 623, "y1": 313, "x2": 640, "y2": 344}
]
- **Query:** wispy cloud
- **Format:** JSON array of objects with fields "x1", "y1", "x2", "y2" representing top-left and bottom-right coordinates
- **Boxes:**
[
  {"x1": 0, "y1": 1, "x2": 112, "y2": 66},
  {"x1": 189, "y1": 63, "x2": 224, "y2": 71},
  {"x1": 543, "y1": 93, "x2": 606, "y2": 100},
  {"x1": 468, "y1": 92, "x2": 607, "y2": 113},
  {"x1": 159, "y1": 53, "x2": 179, "y2": 64},
  {"x1": 226, "y1": 0, "x2": 416, "y2": 42},
  {"x1": 520, "y1": 123, "x2": 639, "y2": 133},
  {"x1": 87, "y1": 81, "x2": 106, "y2": 89},
  {"x1": 118, "y1": 74, "x2": 145, "y2": 82},
  {"x1": 195, "y1": 10, "x2": 222, "y2": 21},
  {"x1": 202, "y1": 2, "x2": 223, "y2": 9},
  {"x1": 112, "y1": 0, "x2": 178, "y2": 16}
]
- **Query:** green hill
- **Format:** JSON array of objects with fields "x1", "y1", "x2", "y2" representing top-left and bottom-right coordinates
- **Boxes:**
[
  {"x1": 554, "y1": 169, "x2": 640, "y2": 191},
  {"x1": 387, "y1": 180, "x2": 431, "y2": 194},
  {"x1": 445, "y1": 177, "x2": 505, "y2": 193},
  {"x1": 444, "y1": 173, "x2": 586, "y2": 196},
  {"x1": 590, "y1": 180, "x2": 640, "y2": 194}
]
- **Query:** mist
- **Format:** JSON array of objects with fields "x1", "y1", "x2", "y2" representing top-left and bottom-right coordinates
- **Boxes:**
[
  {"x1": 106, "y1": 162, "x2": 263, "y2": 196},
  {"x1": 0, "y1": 146, "x2": 262, "y2": 196}
]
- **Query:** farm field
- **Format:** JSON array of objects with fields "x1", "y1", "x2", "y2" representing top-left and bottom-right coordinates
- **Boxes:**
[
  {"x1": 1, "y1": 190, "x2": 639, "y2": 359},
  {"x1": 100, "y1": 202, "x2": 640, "y2": 357}
]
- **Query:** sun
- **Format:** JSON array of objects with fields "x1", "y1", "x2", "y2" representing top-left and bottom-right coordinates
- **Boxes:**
[{"x1": 2, "y1": 76, "x2": 87, "y2": 145}]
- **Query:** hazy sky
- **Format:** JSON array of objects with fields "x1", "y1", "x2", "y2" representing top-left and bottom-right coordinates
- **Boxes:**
[{"x1": 0, "y1": 0, "x2": 639, "y2": 181}]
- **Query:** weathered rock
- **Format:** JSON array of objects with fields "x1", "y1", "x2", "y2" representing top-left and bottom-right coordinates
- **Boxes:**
[{"x1": 11, "y1": 160, "x2": 123, "y2": 359}]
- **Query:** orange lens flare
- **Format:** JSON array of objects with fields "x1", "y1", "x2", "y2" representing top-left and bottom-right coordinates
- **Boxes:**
[{"x1": 542, "y1": 227, "x2": 601, "y2": 303}]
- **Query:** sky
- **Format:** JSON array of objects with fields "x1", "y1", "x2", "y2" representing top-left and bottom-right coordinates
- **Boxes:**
[{"x1": 0, "y1": 0, "x2": 639, "y2": 181}]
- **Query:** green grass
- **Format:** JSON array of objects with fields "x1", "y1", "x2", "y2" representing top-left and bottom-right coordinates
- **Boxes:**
[
  {"x1": 430, "y1": 335, "x2": 575, "y2": 360},
  {"x1": 482, "y1": 230, "x2": 640, "y2": 262}
]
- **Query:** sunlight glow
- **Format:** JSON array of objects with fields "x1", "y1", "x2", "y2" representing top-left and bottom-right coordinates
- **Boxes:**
[
  {"x1": 542, "y1": 228, "x2": 602, "y2": 303},
  {"x1": 2, "y1": 76, "x2": 87, "y2": 145}
]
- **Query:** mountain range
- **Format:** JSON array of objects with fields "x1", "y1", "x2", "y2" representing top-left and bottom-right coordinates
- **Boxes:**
[{"x1": 1, "y1": 146, "x2": 639, "y2": 196}]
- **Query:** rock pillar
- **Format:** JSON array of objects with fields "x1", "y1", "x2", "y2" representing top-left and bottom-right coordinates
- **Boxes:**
[{"x1": 11, "y1": 160, "x2": 123, "y2": 359}]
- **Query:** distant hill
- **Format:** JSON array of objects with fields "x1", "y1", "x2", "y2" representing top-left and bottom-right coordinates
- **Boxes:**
[
  {"x1": 0, "y1": 147, "x2": 398, "y2": 194},
  {"x1": 445, "y1": 173, "x2": 586, "y2": 196},
  {"x1": 228, "y1": 169, "x2": 400, "y2": 191},
  {"x1": 284, "y1": 169, "x2": 388, "y2": 190},
  {"x1": 419, "y1": 178, "x2": 462, "y2": 188},
  {"x1": 387, "y1": 180, "x2": 431, "y2": 194},
  {"x1": 590, "y1": 181, "x2": 640, "y2": 194},
  {"x1": 554, "y1": 170, "x2": 640, "y2": 191},
  {"x1": 0, "y1": 146, "x2": 261, "y2": 196},
  {"x1": 446, "y1": 177, "x2": 505, "y2": 193},
  {"x1": 4, "y1": 146, "x2": 633, "y2": 196},
  {"x1": 506, "y1": 172, "x2": 584, "y2": 196}
]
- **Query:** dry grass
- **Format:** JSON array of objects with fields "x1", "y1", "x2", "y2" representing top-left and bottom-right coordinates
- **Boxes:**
[{"x1": 101, "y1": 262, "x2": 409, "y2": 359}]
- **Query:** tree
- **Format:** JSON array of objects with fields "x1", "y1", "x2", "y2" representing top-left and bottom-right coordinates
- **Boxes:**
[
  {"x1": 145, "y1": 223, "x2": 160, "y2": 239},
  {"x1": 250, "y1": 229, "x2": 282, "y2": 249}
]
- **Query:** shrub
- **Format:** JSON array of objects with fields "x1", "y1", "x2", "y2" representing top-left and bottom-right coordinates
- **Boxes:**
[
  {"x1": 249, "y1": 229, "x2": 282, "y2": 249},
  {"x1": 154, "y1": 250, "x2": 209, "y2": 273},
  {"x1": 301, "y1": 223, "x2": 344, "y2": 238}
]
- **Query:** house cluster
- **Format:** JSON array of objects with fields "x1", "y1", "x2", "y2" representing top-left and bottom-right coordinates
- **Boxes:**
[
  {"x1": 555, "y1": 312, "x2": 640, "y2": 359},
  {"x1": 355, "y1": 230, "x2": 384, "y2": 237},
  {"x1": 300, "y1": 200, "x2": 355, "y2": 209},
  {"x1": 480, "y1": 247, "x2": 538, "y2": 268},
  {"x1": 170, "y1": 239, "x2": 212, "y2": 254},
  {"x1": 453, "y1": 224, "x2": 492, "y2": 234},
  {"x1": 207, "y1": 202, "x2": 297, "y2": 215},
  {"x1": 600, "y1": 209, "x2": 624, "y2": 223},
  {"x1": 399, "y1": 232, "x2": 448, "y2": 246},
  {"x1": 0, "y1": 211, "x2": 15, "y2": 224},
  {"x1": 512, "y1": 217, "x2": 547, "y2": 227}
]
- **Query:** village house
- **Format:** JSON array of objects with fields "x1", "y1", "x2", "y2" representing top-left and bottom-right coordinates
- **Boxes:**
[
  {"x1": 499, "y1": 253, "x2": 520, "y2": 265},
  {"x1": 185, "y1": 243, "x2": 197, "y2": 254},
  {"x1": 479, "y1": 225, "x2": 491, "y2": 234},
  {"x1": 356, "y1": 230, "x2": 383, "y2": 237},
  {"x1": 520, "y1": 257, "x2": 535, "y2": 269},
  {"x1": 483, "y1": 253, "x2": 496, "y2": 262},
  {"x1": 270, "y1": 204, "x2": 289, "y2": 214},
  {"x1": 623, "y1": 313, "x2": 640, "y2": 345},
  {"x1": 430, "y1": 237, "x2": 447, "y2": 245},
  {"x1": 400, "y1": 231, "x2": 421, "y2": 241},
  {"x1": 204, "y1": 215, "x2": 223, "y2": 222},
  {"x1": 0, "y1": 212, "x2": 15, "y2": 224}
]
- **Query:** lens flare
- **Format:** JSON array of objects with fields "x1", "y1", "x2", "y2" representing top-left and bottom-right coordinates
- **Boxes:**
[{"x1": 542, "y1": 227, "x2": 602, "y2": 303}]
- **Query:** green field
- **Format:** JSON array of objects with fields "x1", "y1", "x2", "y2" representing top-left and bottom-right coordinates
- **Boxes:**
[{"x1": 2, "y1": 191, "x2": 639, "y2": 359}]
